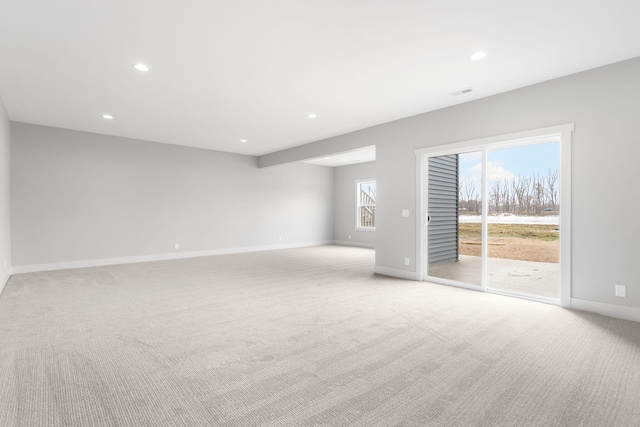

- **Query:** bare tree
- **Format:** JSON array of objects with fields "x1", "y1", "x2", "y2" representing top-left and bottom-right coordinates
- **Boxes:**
[
  {"x1": 511, "y1": 175, "x2": 530, "y2": 214},
  {"x1": 529, "y1": 172, "x2": 543, "y2": 214},
  {"x1": 482, "y1": 168, "x2": 559, "y2": 215},
  {"x1": 471, "y1": 182, "x2": 480, "y2": 214},
  {"x1": 501, "y1": 177, "x2": 511, "y2": 213},
  {"x1": 523, "y1": 177, "x2": 533, "y2": 214},
  {"x1": 460, "y1": 177, "x2": 478, "y2": 214},
  {"x1": 545, "y1": 169, "x2": 559, "y2": 212},
  {"x1": 490, "y1": 180, "x2": 502, "y2": 213}
]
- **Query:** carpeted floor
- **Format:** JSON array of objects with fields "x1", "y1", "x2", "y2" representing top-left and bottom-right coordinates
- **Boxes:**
[{"x1": 1, "y1": 245, "x2": 639, "y2": 426}]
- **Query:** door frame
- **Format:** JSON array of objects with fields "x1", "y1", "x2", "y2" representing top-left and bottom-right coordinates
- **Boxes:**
[{"x1": 415, "y1": 124, "x2": 573, "y2": 307}]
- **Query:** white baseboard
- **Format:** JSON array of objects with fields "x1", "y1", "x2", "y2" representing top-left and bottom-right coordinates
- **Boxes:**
[
  {"x1": 373, "y1": 265, "x2": 418, "y2": 281},
  {"x1": 571, "y1": 298, "x2": 640, "y2": 324},
  {"x1": 0, "y1": 269, "x2": 10, "y2": 295},
  {"x1": 333, "y1": 240, "x2": 375, "y2": 249},
  {"x1": 11, "y1": 241, "x2": 334, "y2": 275}
]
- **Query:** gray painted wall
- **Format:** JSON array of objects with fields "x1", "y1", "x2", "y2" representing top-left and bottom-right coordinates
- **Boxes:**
[
  {"x1": 333, "y1": 161, "x2": 376, "y2": 248},
  {"x1": 0, "y1": 96, "x2": 10, "y2": 283},
  {"x1": 11, "y1": 123, "x2": 334, "y2": 266},
  {"x1": 259, "y1": 130, "x2": 377, "y2": 168},
  {"x1": 261, "y1": 57, "x2": 640, "y2": 310}
]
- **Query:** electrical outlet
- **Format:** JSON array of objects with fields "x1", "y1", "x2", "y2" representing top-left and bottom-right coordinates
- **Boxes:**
[
  {"x1": 615, "y1": 284, "x2": 626, "y2": 298},
  {"x1": 404, "y1": 258, "x2": 410, "y2": 266},
  {"x1": 402, "y1": 209, "x2": 410, "y2": 217},
  {"x1": 278, "y1": 236, "x2": 282, "y2": 243},
  {"x1": 348, "y1": 235, "x2": 351, "y2": 240},
  {"x1": 3, "y1": 259, "x2": 6, "y2": 269},
  {"x1": 174, "y1": 243, "x2": 180, "y2": 250}
]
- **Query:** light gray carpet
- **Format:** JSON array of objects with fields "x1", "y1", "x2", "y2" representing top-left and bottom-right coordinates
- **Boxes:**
[{"x1": 1, "y1": 245, "x2": 639, "y2": 426}]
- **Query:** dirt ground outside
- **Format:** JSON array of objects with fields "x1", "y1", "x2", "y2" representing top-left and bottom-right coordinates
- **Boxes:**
[{"x1": 459, "y1": 223, "x2": 559, "y2": 263}]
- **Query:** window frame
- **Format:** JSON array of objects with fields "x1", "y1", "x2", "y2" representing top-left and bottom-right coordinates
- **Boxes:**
[{"x1": 355, "y1": 179, "x2": 376, "y2": 231}]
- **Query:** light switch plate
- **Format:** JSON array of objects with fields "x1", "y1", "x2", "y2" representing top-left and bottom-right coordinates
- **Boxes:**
[{"x1": 402, "y1": 209, "x2": 410, "y2": 217}]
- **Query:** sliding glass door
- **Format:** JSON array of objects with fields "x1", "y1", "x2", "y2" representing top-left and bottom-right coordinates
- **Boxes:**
[{"x1": 420, "y1": 126, "x2": 571, "y2": 305}]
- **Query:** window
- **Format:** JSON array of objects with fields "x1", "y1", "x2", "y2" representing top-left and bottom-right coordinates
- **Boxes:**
[{"x1": 356, "y1": 179, "x2": 376, "y2": 230}]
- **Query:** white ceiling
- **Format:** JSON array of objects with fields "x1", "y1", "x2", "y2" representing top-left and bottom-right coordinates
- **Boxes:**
[{"x1": 1, "y1": 1, "x2": 640, "y2": 157}]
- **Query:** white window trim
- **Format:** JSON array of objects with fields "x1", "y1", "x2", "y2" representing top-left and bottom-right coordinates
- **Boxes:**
[{"x1": 356, "y1": 178, "x2": 376, "y2": 231}]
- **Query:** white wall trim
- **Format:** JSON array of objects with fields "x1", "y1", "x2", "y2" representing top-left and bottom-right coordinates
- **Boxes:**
[
  {"x1": 11, "y1": 241, "x2": 334, "y2": 274},
  {"x1": 374, "y1": 265, "x2": 419, "y2": 281},
  {"x1": 415, "y1": 154, "x2": 425, "y2": 281},
  {"x1": 571, "y1": 298, "x2": 640, "y2": 324},
  {"x1": 333, "y1": 240, "x2": 375, "y2": 249},
  {"x1": 414, "y1": 123, "x2": 575, "y2": 156},
  {"x1": 0, "y1": 269, "x2": 10, "y2": 295}
]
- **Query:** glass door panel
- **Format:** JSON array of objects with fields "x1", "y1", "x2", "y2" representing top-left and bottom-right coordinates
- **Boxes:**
[
  {"x1": 486, "y1": 142, "x2": 560, "y2": 299},
  {"x1": 427, "y1": 152, "x2": 482, "y2": 286}
]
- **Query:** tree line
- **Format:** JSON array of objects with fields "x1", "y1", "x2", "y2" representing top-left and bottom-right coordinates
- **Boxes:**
[{"x1": 459, "y1": 169, "x2": 559, "y2": 215}]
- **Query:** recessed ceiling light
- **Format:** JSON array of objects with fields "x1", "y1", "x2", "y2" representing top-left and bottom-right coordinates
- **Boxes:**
[
  {"x1": 324, "y1": 157, "x2": 330, "y2": 160},
  {"x1": 470, "y1": 51, "x2": 486, "y2": 61},
  {"x1": 308, "y1": 113, "x2": 317, "y2": 119},
  {"x1": 102, "y1": 114, "x2": 114, "y2": 120},
  {"x1": 133, "y1": 63, "x2": 150, "y2": 72},
  {"x1": 240, "y1": 139, "x2": 247, "y2": 143}
]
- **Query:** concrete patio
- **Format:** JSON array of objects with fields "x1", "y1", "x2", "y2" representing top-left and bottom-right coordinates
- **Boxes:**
[{"x1": 428, "y1": 255, "x2": 560, "y2": 299}]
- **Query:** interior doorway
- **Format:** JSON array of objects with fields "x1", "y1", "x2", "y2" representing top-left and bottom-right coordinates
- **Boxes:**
[{"x1": 417, "y1": 125, "x2": 573, "y2": 306}]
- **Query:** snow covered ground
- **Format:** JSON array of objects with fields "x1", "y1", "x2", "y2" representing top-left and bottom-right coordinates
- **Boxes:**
[{"x1": 460, "y1": 214, "x2": 559, "y2": 225}]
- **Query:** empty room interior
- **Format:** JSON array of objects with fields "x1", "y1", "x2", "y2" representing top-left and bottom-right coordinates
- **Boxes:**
[{"x1": 1, "y1": 1, "x2": 640, "y2": 426}]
